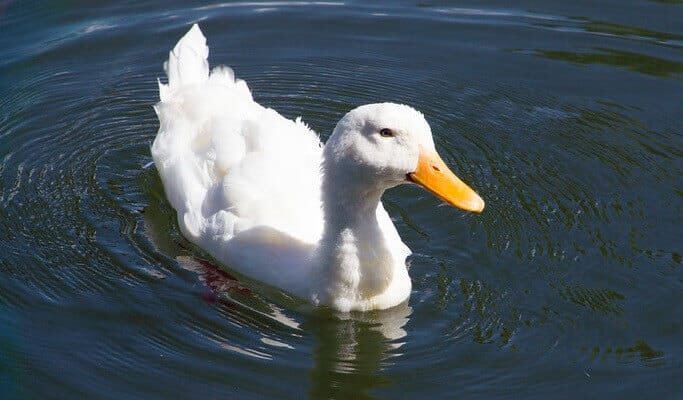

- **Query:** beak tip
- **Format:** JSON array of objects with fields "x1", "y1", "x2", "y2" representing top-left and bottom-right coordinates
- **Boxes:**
[{"x1": 466, "y1": 196, "x2": 485, "y2": 213}]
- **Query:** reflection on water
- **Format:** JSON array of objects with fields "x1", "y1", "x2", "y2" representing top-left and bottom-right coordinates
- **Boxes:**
[
  {"x1": 582, "y1": 340, "x2": 665, "y2": 367},
  {"x1": 2, "y1": 0, "x2": 683, "y2": 398},
  {"x1": 538, "y1": 48, "x2": 683, "y2": 78},
  {"x1": 581, "y1": 19, "x2": 683, "y2": 44},
  {"x1": 307, "y1": 305, "x2": 411, "y2": 400},
  {"x1": 557, "y1": 285, "x2": 625, "y2": 316}
]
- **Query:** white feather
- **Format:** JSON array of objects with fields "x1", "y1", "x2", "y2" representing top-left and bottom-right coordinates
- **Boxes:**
[{"x1": 151, "y1": 25, "x2": 479, "y2": 311}]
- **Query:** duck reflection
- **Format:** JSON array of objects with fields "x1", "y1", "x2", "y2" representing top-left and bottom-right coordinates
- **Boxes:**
[{"x1": 305, "y1": 303, "x2": 411, "y2": 399}]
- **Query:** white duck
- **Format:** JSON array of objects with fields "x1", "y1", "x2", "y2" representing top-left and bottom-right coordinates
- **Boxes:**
[{"x1": 152, "y1": 25, "x2": 484, "y2": 312}]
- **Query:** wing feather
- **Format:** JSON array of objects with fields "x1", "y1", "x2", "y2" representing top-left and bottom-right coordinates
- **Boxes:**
[{"x1": 152, "y1": 25, "x2": 324, "y2": 245}]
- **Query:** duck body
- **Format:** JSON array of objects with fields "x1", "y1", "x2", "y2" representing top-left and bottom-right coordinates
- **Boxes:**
[{"x1": 152, "y1": 25, "x2": 483, "y2": 311}]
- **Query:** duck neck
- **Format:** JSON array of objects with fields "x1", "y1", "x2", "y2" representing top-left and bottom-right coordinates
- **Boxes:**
[{"x1": 316, "y1": 162, "x2": 398, "y2": 310}]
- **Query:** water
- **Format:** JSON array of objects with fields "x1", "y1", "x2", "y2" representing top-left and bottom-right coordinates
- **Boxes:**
[{"x1": 1, "y1": 1, "x2": 682, "y2": 398}]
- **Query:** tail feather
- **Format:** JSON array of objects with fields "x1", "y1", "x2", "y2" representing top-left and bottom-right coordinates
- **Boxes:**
[{"x1": 160, "y1": 24, "x2": 209, "y2": 101}]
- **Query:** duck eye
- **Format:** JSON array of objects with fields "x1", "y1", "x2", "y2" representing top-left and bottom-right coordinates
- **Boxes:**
[{"x1": 379, "y1": 128, "x2": 394, "y2": 138}]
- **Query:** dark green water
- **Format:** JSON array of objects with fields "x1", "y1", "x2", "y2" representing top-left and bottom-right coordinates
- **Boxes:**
[{"x1": 1, "y1": 1, "x2": 682, "y2": 399}]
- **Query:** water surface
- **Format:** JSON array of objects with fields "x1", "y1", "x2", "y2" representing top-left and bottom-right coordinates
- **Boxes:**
[{"x1": 1, "y1": 1, "x2": 682, "y2": 399}]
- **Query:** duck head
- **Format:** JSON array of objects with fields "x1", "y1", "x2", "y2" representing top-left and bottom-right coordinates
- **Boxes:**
[{"x1": 323, "y1": 103, "x2": 485, "y2": 213}]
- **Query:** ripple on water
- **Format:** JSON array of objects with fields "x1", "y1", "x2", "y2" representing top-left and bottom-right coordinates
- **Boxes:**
[
  {"x1": 1, "y1": 2, "x2": 682, "y2": 398},
  {"x1": 212, "y1": 35, "x2": 682, "y2": 374}
]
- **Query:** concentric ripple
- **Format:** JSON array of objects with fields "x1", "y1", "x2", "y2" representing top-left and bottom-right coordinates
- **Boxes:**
[{"x1": 1, "y1": 1, "x2": 681, "y2": 399}]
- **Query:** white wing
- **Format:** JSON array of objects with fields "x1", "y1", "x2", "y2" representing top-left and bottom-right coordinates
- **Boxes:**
[{"x1": 152, "y1": 25, "x2": 324, "y2": 246}]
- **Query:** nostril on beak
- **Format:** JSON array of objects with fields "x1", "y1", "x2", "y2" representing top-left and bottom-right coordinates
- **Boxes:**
[{"x1": 432, "y1": 165, "x2": 440, "y2": 172}]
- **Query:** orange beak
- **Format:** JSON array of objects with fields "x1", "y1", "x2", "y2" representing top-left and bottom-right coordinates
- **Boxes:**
[{"x1": 407, "y1": 145, "x2": 485, "y2": 213}]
